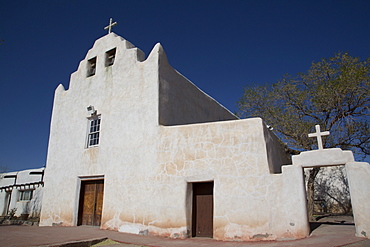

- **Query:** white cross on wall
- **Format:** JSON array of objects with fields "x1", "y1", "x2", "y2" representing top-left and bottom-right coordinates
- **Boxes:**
[
  {"x1": 308, "y1": 125, "x2": 330, "y2": 150},
  {"x1": 104, "y1": 18, "x2": 117, "y2": 34}
]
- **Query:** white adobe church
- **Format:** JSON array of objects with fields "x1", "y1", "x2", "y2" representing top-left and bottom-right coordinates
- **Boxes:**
[{"x1": 39, "y1": 23, "x2": 370, "y2": 241}]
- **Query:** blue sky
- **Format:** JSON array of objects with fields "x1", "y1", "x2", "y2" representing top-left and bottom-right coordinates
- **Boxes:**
[{"x1": 1, "y1": 0, "x2": 369, "y2": 172}]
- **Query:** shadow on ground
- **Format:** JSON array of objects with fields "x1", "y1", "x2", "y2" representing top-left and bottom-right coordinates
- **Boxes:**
[{"x1": 310, "y1": 215, "x2": 355, "y2": 233}]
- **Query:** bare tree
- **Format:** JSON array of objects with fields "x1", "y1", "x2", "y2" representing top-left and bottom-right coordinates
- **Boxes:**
[{"x1": 238, "y1": 52, "x2": 370, "y2": 220}]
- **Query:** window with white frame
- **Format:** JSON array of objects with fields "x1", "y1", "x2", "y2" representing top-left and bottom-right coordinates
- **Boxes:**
[
  {"x1": 87, "y1": 115, "x2": 101, "y2": 147},
  {"x1": 19, "y1": 190, "x2": 33, "y2": 201}
]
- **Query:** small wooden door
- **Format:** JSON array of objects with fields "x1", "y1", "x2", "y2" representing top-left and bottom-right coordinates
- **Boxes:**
[
  {"x1": 192, "y1": 182, "x2": 214, "y2": 237},
  {"x1": 78, "y1": 180, "x2": 104, "y2": 226}
]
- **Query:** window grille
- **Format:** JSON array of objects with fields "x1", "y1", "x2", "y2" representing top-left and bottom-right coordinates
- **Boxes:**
[{"x1": 19, "y1": 190, "x2": 33, "y2": 201}]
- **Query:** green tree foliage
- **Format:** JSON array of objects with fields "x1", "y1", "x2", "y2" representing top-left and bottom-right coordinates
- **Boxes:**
[{"x1": 238, "y1": 52, "x2": 369, "y2": 159}]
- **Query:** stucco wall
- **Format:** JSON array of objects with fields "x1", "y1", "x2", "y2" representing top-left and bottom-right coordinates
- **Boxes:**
[
  {"x1": 157, "y1": 118, "x2": 273, "y2": 240},
  {"x1": 346, "y1": 162, "x2": 370, "y2": 239},
  {"x1": 0, "y1": 168, "x2": 44, "y2": 217},
  {"x1": 262, "y1": 124, "x2": 291, "y2": 173},
  {"x1": 40, "y1": 33, "x2": 160, "y2": 226},
  {"x1": 268, "y1": 165, "x2": 310, "y2": 240},
  {"x1": 152, "y1": 118, "x2": 299, "y2": 241},
  {"x1": 158, "y1": 50, "x2": 237, "y2": 126},
  {"x1": 40, "y1": 33, "x2": 299, "y2": 241},
  {"x1": 101, "y1": 118, "x2": 291, "y2": 240}
]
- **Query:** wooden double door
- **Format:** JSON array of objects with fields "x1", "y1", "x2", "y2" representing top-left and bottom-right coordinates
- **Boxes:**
[
  {"x1": 192, "y1": 182, "x2": 214, "y2": 238},
  {"x1": 78, "y1": 180, "x2": 104, "y2": 226}
]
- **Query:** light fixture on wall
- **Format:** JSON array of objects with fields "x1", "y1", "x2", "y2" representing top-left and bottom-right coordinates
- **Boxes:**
[{"x1": 87, "y1": 105, "x2": 96, "y2": 115}]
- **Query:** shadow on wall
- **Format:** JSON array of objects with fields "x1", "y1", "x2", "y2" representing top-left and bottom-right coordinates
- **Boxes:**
[{"x1": 263, "y1": 124, "x2": 291, "y2": 174}]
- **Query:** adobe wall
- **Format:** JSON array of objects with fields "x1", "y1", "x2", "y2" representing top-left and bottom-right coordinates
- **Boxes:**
[
  {"x1": 346, "y1": 162, "x2": 370, "y2": 239},
  {"x1": 40, "y1": 33, "x2": 160, "y2": 226},
  {"x1": 0, "y1": 168, "x2": 44, "y2": 217},
  {"x1": 286, "y1": 148, "x2": 370, "y2": 240},
  {"x1": 157, "y1": 118, "x2": 272, "y2": 240},
  {"x1": 263, "y1": 124, "x2": 291, "y2": 173},
  {"x1": 103, "y1": 117, "x2": 294, "y2": 241},
  {"x1": 268, "y1": 165, "x2": 310, "y2": 240},
  {"x1": 158, "y1": 48, "x2": 237, "y2": 126},
  {"x1": 40, "y1": 33, "x2": 299, "y2": 241}
]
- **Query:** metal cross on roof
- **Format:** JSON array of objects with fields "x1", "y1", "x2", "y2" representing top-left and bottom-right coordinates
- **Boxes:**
[
  {"x1": 308, "y1": 125, "x2": 330, "y2": 150},
  {"x1": 104, "y1": 18, "x2": 117, "y2": 34}
]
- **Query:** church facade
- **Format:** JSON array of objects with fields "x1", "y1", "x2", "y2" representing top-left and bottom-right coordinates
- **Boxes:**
[{"x1": 39, "y1": 32, "x2": 313, "y2": 241}]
